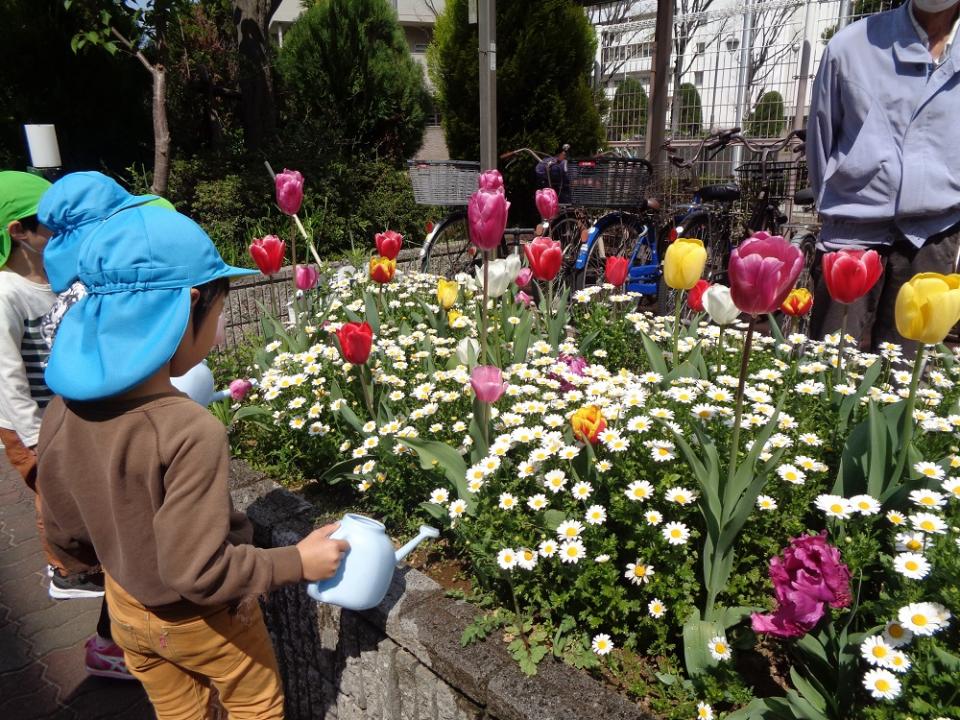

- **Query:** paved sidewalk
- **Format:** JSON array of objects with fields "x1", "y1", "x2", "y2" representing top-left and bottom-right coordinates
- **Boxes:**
[{"x1": 0, "y1": 456, "x2": 153, "y2": 719}]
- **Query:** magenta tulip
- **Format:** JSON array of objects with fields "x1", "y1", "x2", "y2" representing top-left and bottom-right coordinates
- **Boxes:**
[
  {"x1": 470, "y1": 365, "x2": 507, "y2": 403},
  {"x1": 295, "y1": 264, "x2": 320, "y2": 290},
  {"x1": 727, "y1": 232, "x2": 803, "y2": 315},
  {"x1": 478, "y1": 169, "x2": 505, "y2": 193},
  {"x1": 229, "y1": 378, "x2": 253, "y2": 402},
  {"x1": 275, "y1": 168, "x2": 304, "y2": 216},
  {"x1": 516, "y1": 290, "x2": 534, "y2": 307},
  {"x1": 515, "y1": 267, "x2": 534, "y2": 289},
  {"x1": 467, "y1": 187, "x2": 510, "y2": 251},
  {"x1": 535, "y1": 188, "x2": 559, "y2": 222}
]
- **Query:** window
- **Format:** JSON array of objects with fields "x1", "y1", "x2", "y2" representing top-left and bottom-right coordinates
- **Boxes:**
[
  {"x1": 413, "y1": 43, "x2": 428, "y2": 54},
  {"x1": 694, "y1": 71, "x2": 704, "y2": 85},
  {"x1": 696, "y1": 41, "x2": 706, "y2": 54}
]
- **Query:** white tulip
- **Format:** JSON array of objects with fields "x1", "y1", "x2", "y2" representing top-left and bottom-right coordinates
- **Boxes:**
[
  {"x1": 455, "y1": 272, "x2": 478, "y2": 293},
  {"x1": 456, "y1": 337, "x2": 480, "y2": 366},
  {"x1": 702, "y1": 285, "x2": 741, "y2": 326},
  {"x1": 476, "y1": 255, "x2": 521, "y2": 297}
]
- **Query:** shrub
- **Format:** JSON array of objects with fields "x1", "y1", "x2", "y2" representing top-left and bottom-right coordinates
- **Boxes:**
[
  {"x1": 745, "y1": 90, "x2": 787, "y2": 139},
  {"x1": 675, "y1": 83, "x2": 703, "y2": 137},
  {"x1": 610, "y1": 77, "x2": 648, "y2": 141}
]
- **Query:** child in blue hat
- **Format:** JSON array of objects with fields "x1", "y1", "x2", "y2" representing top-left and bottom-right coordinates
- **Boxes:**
[{"x1": 37, "y1": 206, "x2": 349, "y2": 717}]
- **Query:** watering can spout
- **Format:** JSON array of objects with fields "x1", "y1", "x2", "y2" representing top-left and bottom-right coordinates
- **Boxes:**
[{"x1": 395, "y1": 524, "x2": 440, "y2": 564}]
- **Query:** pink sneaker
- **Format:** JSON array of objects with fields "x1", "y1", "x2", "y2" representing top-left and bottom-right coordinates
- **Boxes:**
[{"x1": 84, "y1": 636, "x2": 136, "y2": 681}]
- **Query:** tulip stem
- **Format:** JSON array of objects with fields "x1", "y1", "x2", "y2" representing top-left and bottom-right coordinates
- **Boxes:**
[
  {"x1": 290, "y1": 219, "x2": 298, "y2": 295},
  {"x1": 481, "y1": 251, "x2": 490, "y2": 364},
  {"x1": 727, "y1": 315, "x2": 757, "y2": 490},
  {"x1": 672, "y1": 290, "x2": 683, "y2": 365},
  {"x1": 716, "y1": 325, "x2": 725, "y2": 372},
  {"x1": 292, "y1": 213, "x2": 323, "y2": 267},
  {"x1": 358, "y1": 365, "x2": 376, "y2": 420},
  {"x1": 835, "y1": 305, "x2": 848, "y2": 385},
  {"x1": 269, "y1": 280, "x2": 280, "y2": 322},
  {"x1": 891, "y1": 344, "x2": 926, "y2": 485}
]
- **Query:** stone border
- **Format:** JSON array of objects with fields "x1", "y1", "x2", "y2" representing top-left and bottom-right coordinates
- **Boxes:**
[{"x1": 230, "y1": 460, "x2": 651, "y2": 720}]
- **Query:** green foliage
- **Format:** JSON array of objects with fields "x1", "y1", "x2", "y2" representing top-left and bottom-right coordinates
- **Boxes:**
[
  {"x1": 610, "y1": 77, "x2": 648, "y2": 141},
  {"x1": 745, "y1": 91, "x2": 786, "y2": 139},
  {"x1": 821, "y1": 0, "x2": 904, "y2": 42},
  {"x1": 676, "y1": 83, "x2": 703, "y2": 137},
  {"x1": 429, "y1": 0, "x2": 605, "y2": 221},
  {"x1": 275, "y1": 0, "x2": 430, "y2": 163}
]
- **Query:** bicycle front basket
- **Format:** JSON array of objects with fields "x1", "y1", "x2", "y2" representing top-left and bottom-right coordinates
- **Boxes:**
[
  {"x1": 407, "y1": 160, "x2": 481, "y2": 207},
  {"x1": 567, "y1": 157, "x2": 653, "y2": 208},
  {"x1": 734, "y1": 160, "x2": 799, "y2": 204}
]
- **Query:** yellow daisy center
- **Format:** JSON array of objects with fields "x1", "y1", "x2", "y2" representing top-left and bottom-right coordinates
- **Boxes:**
[
  {"x1": 830, "y1": 503, "x2": 844, "y2": 513},
  {"x1": 905, "y1": 560, "x2": 919, "y2": 571},
  {"x1": 875, "y1": 679, "x2": 890, "y2": 691},
  {"x1": 872, "y1": 646, "x2": 887, "y2": 658},
  {"x1": 911, "y1": 613, "x2": 928, "y2": 627}
]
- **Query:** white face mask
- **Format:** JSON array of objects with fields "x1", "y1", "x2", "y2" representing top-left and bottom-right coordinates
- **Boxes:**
[{"x1": 913, "y1": 0, "x2": 960, "y2": 13}]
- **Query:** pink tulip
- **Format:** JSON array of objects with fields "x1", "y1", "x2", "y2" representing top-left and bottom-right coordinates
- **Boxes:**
[
  {"x1": 470, "y1": 365, "x2": 507, "y2": 403},
  {"x1": 515, "y1": 290, "x2": 534, "y2": 307},
  {"x1": 295, "y1": 264, "x2": 320, "y2": 290},
  {"x1": 515, "y1": 267, "x2": 533, "y2": 289},
  {"x1": 275, "y1": 169, "x2": 304, "y2": 216},
  {"x1": 727, "y1": 232, "x2": 803, "y2": 316},
  {"x1": 467, "y1": 188, "x2": 510, "y2": 251},
  {"x1": 751, "y1": 532, "x2": 851, "y2": 639},
  {"x1": 535, "y1": 187, "x2": 559, "y2": 222},
  {"x1": 478, "y1": 169, "x2": 505, "y2": 193},
  {"x1": 229, "y1": 378, "x2": 253, "y2": 402}
]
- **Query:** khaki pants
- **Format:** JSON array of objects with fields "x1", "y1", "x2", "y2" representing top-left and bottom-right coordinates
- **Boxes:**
[
  {"x1": 105, "y1": 575, "x2": 285, "y2": 720},
  {"x1": 0, "y1": 427, "x2": 66, "y2": 573}
]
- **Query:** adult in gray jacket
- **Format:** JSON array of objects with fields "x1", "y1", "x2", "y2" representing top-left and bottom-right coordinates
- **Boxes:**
[{"x1": 807, "y1": 0, "x2": 960, "y2": 355}]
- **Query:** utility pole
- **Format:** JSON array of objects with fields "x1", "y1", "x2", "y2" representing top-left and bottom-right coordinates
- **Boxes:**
[
  {"x1": 478, "y1": 0, "x2": 497, "y2": 172},
  {"x1": 645, "y1": 0, "x2": 674, "y2": 171},
  {"x1": 731, "y1": 0, "x2": 754, "y2": 173}
]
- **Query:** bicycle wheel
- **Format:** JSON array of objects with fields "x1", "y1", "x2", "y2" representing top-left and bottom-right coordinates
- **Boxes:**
[
  {"x1": 656, "y1": 213, "x2": 721, "y2": 317},
  {"x1": 574, "y1": 214, "x2": 644, "y2": 290},
  {"x1": 420, "y1": 210, "x2": 477, "y2": 278},
  {"x1": 788, "y1": 231, "x2": 818, "y2": 337},
  {"x1": 550, "y1": 211, "x2": 587, "y2": 294}
]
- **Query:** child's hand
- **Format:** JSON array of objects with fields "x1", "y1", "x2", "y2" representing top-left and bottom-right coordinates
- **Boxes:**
[{"x1": 297, "y1": 523, "x2": 350, "y2": 581}]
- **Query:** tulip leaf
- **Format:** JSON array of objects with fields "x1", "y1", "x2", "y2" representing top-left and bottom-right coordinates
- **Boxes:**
[
  {"x1": 836, "y1": 359, "x2": 882, "y2": 435},
  {"x1": 402, "y1": 437, "x2": 472, "y2": 511},
  {"x1": 765, "y1": 313, "x2": 786, "y2": 345},
  {"x1": 317, "y1": 458, "x2": 364, "y2": 485},
  {"x1": 785, "y1": 689, "x2": 829, "y2": 720},
  {"x1": 714, "y1": 605, "x2": 762, "y2": 629},
  {"x1": 232, "y1": 405, "x2": 272, "y2": 423},
  {"x1": 543, "y1": 509, "x2": 566, "y2": 532},
  {"x1": 681, "y1": 614, "x2": 721, "y2": 676},
  {"x1": 789, "y1": 667, "x2": 829, "y2": 715},
  {"x1": 420, "y1": 502, "x2": 447, "y2": 521},
  {"x1": 724, "y1": 698, "x2": 797, "y2": 720},
  {"x1": 512, "y1": 311, "x2": 534, "y2": 363},
  {"x1": 364, "y1": 293, "x2": 381, "y2": 335},
  {"x1": 639, "y1": 331, "x2": 669, "y2": 379}
]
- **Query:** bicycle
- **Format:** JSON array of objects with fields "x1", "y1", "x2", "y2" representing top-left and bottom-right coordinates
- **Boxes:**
[{"x1": 661, "y1": 127, "x2": 817, "y2": 317}]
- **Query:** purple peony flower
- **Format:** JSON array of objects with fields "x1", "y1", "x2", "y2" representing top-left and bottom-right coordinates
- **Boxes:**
[{"x1": 751, "y1": 532, "x2": 851, "y2": 639}]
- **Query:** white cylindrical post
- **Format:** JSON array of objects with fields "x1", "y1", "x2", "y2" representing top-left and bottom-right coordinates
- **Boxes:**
[{"x1": 24, "y1": 124, "x2": 62, "y2": 168}]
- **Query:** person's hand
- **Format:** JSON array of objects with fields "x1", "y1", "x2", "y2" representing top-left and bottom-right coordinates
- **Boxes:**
[{"x1": 296, "y1": 523, "x2": 350, "y2": 581}]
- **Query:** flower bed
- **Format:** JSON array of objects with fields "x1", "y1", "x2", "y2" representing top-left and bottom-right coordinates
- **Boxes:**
[{"x1": 227, "y1": 171, "x2": 960, "y2": 719}]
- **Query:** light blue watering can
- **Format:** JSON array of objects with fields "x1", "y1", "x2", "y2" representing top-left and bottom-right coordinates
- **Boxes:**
[
  {"x1": 306, "y1": 514, "x2": 440, "y2": 611},
  {"x1": 172, "y1": 361, "x2": 231, "y2": 406}
]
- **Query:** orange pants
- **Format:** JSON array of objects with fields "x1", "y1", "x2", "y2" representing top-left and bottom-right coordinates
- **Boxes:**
[
  {"x1": 105, "y1": 575, "x2": 285, "y2": 720},
  {"x1": 0, "y1": 427, "x2": 66, "y2": 573}
]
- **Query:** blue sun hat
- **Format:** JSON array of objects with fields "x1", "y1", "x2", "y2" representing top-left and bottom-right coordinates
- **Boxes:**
[
  {"x1": 38, "y1": 171, "x2": 173, "y2": 293},
  {"x1": 45, "y1": 206, "x2": 256, "y2": 401}
]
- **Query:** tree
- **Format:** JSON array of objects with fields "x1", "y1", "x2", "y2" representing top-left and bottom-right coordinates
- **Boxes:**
[
  {"x1": 676, "y1": 82, "x2": 702, "y2": 137},
  {"x1": 822, "y1": 0, "x2": 903, "y2": 43},
  {"x1": 275, "y1": 0, "x2": 430, "y2": 163},
  {"x1": 745, "y1": 90, "x2": 785, "y2": 138},
  {"x1": 610, "y1": 77, "x2": 648, "y2": 141},
  {"x1": 743, "y1": 3, "x2": 801, "y2": 119},
  {"x1": 430, "y1": 0, "x2": 604, "y2": 161},
  {"x1": 233, "y1": 0, "x2": 281, "y2": 149}
]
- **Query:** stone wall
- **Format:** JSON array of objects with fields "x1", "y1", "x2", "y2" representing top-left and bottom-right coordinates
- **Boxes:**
[{"x1": 229, "y1": 461, "x2": 651, "y2": 720}]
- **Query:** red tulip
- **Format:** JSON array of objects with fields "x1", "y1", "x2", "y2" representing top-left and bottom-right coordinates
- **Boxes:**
[
  {"x1": 728, "y1": 232, "x2": 803, "y2": 315},
  {"x1": 535, "y1": 188, "x2": 559, "y2": 222},
  {"x1": 275, "y1": 169, "x2": 304, "y2": 216},
  {"x1": 822, "y1": 249, "x2": 883, "y2": 304},
  {"x1": 249, "y1": 235, "x2": 285, "y2": 276},
  {"x1": 524, "y1": 236, "x2": 563, "y2": 282},
  {"x1": 375, "y1": 229, "x2": 403, "y2": 260},
  {"x1": 335, "y1": 322, "x2": 373, "y2": 365},
  {"x1": 295, "y1": 264, "x2": 320, "y2": 290},
  {"x1": 687, "y1": 279, "x2": 711, "y2": 312},
  {"x1": 605, "y1": 256, "x2": 629, "y2": 287}
]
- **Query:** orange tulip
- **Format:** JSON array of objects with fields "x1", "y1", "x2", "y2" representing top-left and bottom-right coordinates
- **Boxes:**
[
  {"x1": 571, "y1": 405, "x2": 606, "y2": 444},
  {"x1": 781, "y1": 287, "x2": 813, "y2": 317},
  {"x1": 369, "y1": 255, "x2": 396, "y2": 284}
]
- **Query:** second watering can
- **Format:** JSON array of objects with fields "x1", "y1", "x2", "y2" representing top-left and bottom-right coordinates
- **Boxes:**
[{"x1": 306, "y1": 514, "x2": 439, "y2": 611}]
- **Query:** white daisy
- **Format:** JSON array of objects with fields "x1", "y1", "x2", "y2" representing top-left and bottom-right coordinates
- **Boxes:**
[
  {"x1": 649, "y1": 440, "x2": 676, "y2": 462},
  {"x1": 647, "y1": 598, "x2": 666, "y2": 618},
  {"x1": 498, "y1": 493, "x2": 518, "y2": 511},
  {"x1": 778, "y1": 464, "x2": 806, "y2": 485},
  {"x1": 895, "y1": 532, "x2": 926, "y2": 553},
  {"x1": 527, "y1": 493, "x2": 548, "y2": 511},
  {"x1": 556, "y1": 520, "x2": 585, "y2": 540},
  {"x1": 571, "y1": 481, "x2": 594, "y2": 501},
  {"x1": 886, "y1": 510, "x2": 907, "y2": 526},
  {"x1": 862, "y1": 668, "x2": 901, "y2": 700},
  {"x1": 585, "y1": 504, "x2": 607, "y2": 525},
  {"x1": 882, "y1": 620, "x2": 913, "y2": 648},
  {"x1": 496, "y1": 548, "x2": 518, "y2": 570},
  {"x1": 887, "y1": 650, "x2": 911, "y2": 673},
  {"x1": 430, "y1": 488, "x2": 450, "y2": 504},
  {"x1": 538, "y1": 539, "x2": 558, "y2": 558},
  {"x1": 850, "y1": 494, "x2": 881, "y2": 515},
  {"x1": 662, "y1": 522, "x2": 691, "y2": 545},
  {"x1": 707, "y1": 635, "x2": 732, "y2": 661},
  {"x1": 625, "y1": 479, "x2": 654, "y2": 502},
  {"x1": 665, "y1": 487, "x2": 697, "y2": 505},
  {"x1": 893, "y1": 552, "x2": 931, "y2": 580},
  {"x1": 815, "y1": 494, "x2": 854, "y2": 519},
  {"x1": 591, "y1": 633, "x2": 614, "y2": 656},
  {"x1": 448, "y1": 499, "x2": 467, "y2": 518},
  {"x1": 756, "y1": 495, "x2": 778, "y2": 511},
  {"x1": 898, "y1": 602, "x2": 951, "y2": 636},
  {"x1": 860, "y1": 636, "x2": 895, "y2": 667},
  {"x1": 624, "y1": 561, "x2": 654, "y2": 585},
  {"x1": 644, "y1": 509, "x2": 664, "y2": 526},
  {"x1": 909, "y1": 489, "x2": 947, "y2": 510},
  {"x1": 911, "y1": 512, "x2": 948, "y2": 534},
  {"x1": 559, "y1": 540, "x2": 586, "y2": 564},
  {"x1": 696, "y1": 702, "x2": 714, "y2": 720},
  {"x1": 914, "y1": 461, "x2": 945, "y2": 481},
  {"x1": 516, "y1": 548, "x2": 538, "y2": 571}
]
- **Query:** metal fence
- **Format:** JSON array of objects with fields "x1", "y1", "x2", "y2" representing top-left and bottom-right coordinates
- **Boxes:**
[{"x1": 597, "y1": 0, "x2": 900, "y2": 208}]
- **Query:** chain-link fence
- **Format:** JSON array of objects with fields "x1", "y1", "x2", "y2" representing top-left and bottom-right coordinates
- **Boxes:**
[{"x1": 597, "y1": 0, "x2": 901, "y2": 211}]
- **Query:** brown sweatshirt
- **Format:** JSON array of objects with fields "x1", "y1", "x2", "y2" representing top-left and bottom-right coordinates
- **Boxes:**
[{"x1": 37, "y1": 391, "x2": 302, "y2": 609}]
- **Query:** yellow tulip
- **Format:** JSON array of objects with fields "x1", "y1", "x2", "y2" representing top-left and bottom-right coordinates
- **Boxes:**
[
  {"x1": 437, "y1": 279, "x2": 459, "y2": 309},
  {"x1": 895, "y1": 273, "x2": 960, "y2": 345},
  {"x1": 663, "y1": 237, "x2": 707, "y2": 290},
  {"x1": 447, "y1": 309, "x2": 463, "y2": 327},
  {"x1": 570, "y1": 405, "x2": 606, "y2": 444}
]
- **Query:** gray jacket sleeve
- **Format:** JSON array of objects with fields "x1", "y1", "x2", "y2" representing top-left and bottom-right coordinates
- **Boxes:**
[{"x1": 806, "y1": 45, "x2": 841, "y2": 200}]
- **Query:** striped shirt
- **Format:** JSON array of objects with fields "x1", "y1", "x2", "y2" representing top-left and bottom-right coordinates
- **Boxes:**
[{"x1": 0, "y1": 271, "x2": 56, "y2": 446}]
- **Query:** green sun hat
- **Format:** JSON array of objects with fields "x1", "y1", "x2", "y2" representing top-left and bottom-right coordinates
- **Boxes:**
[{"x1": 0, "y1": 171, "x2": 53, "y2": 268}]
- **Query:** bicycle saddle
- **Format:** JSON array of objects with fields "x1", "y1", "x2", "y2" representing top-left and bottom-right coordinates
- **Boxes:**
[
  {"x1": 699, "y1": 184, "x2": 741, "y2": 202},
  {"x1": 794, "y1": 187, "x2": 814, "y2": 206}
]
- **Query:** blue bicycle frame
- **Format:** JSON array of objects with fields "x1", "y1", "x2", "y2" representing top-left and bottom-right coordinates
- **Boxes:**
[{"x1": 572, "y1": 211, "x2": 662, "y2": 295}]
